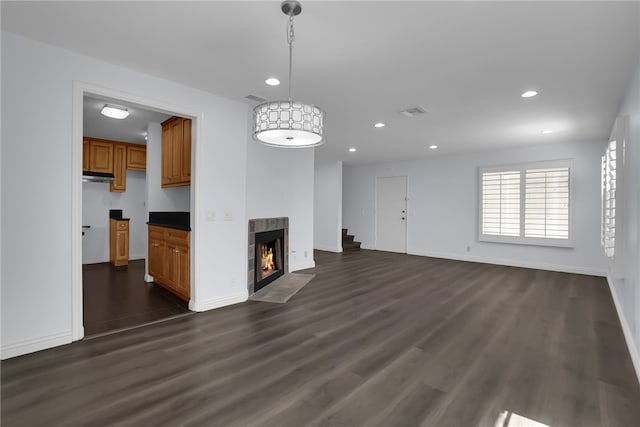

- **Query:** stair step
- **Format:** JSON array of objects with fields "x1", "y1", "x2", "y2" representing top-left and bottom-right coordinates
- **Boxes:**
[
  {"x1": 343, "y1": 241, "x2": 361, "y2": 251},
  {"x1": 342, "y1": 228, "x2": 348, "y2": 236},
  {"x1": 343, "y1": 234, "x2": 354, "y2": 244}
]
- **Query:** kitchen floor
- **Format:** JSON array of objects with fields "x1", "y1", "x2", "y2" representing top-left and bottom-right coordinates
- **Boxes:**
[{"x1": 83, "y1": 259, "x2": 191, "y2": 336}]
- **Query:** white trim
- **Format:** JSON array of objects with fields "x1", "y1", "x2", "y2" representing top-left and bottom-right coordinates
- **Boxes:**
[
  {"x1": 144, "y1": 274, "x2": 154, "y2": 283},
  {"x1": 290, "y1": 260, "x2": 316, "y2": 272},
  {"x1": 606, "y1": 275, "x2": 640, "y2": 386},
  {"x1": 72, "y1": 81, "x2": 202, "y2": 344},
  {"x1": 314, "y1": 244, "x2": 343, "y2": 253},
  {"x1": 189, "y1": 291, "x2": 247, "y2": 312},
  {"x1": 1, "y1": 330, "x2": 73, "y2": 360},
  {"x1": 406, "y1": 249, "x2": 606, "y2": 277}
]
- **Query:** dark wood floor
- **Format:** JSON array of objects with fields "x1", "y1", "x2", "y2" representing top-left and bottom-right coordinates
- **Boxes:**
[
  {"x1": 3, "y1": 250, "x2": 639, "y2": 426},
  {"x1": 83, "y1": 260, "x2": 190, "y2": 336}
]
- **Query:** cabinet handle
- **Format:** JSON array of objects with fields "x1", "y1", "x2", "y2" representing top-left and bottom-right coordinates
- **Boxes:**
[{"x1": 151, "y1": 243, "x2": 160, "y2": 247}]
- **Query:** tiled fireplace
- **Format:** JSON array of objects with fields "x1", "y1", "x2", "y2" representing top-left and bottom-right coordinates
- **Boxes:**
[{"x1": 248, "y1": 217, "x2": 289, "y2": 294}]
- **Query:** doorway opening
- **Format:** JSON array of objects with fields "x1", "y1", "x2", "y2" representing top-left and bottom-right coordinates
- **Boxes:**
[{"x1": 74, "y1": 84, "x2": 198, "y2": 339}]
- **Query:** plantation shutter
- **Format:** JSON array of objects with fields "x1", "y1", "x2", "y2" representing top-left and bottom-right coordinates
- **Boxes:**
[
  {"x1": 603, "y1": 140, "x2": 616, "y2": 257},
  {"x1": 524, "y1": 167, "x2": 570, "y2": 239},
  {"x1": 481, "y1": 171, "x2": 521, "y2": 237}
]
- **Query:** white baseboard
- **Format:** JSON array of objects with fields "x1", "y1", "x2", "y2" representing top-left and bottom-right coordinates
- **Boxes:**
[
  {"x1": 1, "y1": 330, "x2": 72, "y2": 360},
  {"x1": 129, "y1": 254, "x2": 145, "y2": 261},
  {"x1": 606, "y1": 275, "x2": 640, "y2": 386},
  {"x1": 407, "y1": 250, "x2": 607, "y2": 277},
  {"x1": 314, "y1": 244, "x2": 343, "y2": 253},
  {"x1": 189, "y1": 290, "x2": 247, "y2": 312},
  {"x1": 290, "y1": 260, "x2": 316, "y2": 272},
  {"x1": 144, "y1": 274, "x2": 154, "y2": 283}
]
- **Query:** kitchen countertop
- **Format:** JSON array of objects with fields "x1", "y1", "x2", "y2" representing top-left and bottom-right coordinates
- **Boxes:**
[{"x1": 147, "y1": 211, "x2": 190, "y2": 231}]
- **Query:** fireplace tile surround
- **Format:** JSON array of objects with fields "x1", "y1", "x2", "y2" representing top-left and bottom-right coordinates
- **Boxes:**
[{"x1": 248, "y1": 217, "x2": 289, "y2": 294}]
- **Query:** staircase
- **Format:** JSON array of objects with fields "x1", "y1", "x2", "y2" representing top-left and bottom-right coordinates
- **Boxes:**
[{"x1": 342, "y1": 228, "x2": 361, "y2": 251}]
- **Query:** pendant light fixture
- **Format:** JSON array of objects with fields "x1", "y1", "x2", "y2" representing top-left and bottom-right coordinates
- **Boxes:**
[{"x1": 253, "y1": 0, "x2": 326, "y2": 148}]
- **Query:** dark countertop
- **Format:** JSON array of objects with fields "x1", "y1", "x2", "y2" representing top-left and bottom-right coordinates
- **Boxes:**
[
  {"x1": 147, "y1": 222, "x2": 190, "y2": 231},
  {"x1": 112, "y1": 218, "x2": 131, "y2": 221},
  {"x1": 148, "y1": 211, "x2": 190, "y2": 231}
]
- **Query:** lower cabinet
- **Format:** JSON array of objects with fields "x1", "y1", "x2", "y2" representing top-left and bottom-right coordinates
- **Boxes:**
[
  {"x1": 148, "y1": 225, "x2": 190, "y2": 301},
  {"x1": 110, "y1": 219, "x2": 129, "y2": 266}
]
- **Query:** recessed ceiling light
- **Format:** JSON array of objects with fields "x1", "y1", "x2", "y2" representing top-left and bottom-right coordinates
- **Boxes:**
[
  {"x1": 521, "y1": 90, "x2": 538, "y2": 98},
  {"x1": 348, "y1": 148, "x2": 357, "y2": 152},
  {"x1": 374, "y1": 122, "x2": 385, "y2": 128},
  {"x1": 429, "y1": 145, "x2": 438, "y2": 150},
  {"x1": 542, "y1": 130, "x2": 553, "y2": 134},
  {"x1": 265, "y1": 77, "x2": 280, "y2": 86},
  {"x1": 101, "y1": 104, "x2": 129, "y2": 119}
]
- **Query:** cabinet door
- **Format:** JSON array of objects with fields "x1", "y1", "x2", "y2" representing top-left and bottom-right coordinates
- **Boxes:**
[
  {"x1": 161, "y1": 124, "x2": 172, "y2": 187},
  {"x1": 148, "y1": 232, "x2": 165, "y2": 281},
  {"x1": 89, "y1": 140, "x2": 114, "y2": 173},
  {"x1": 170, "y1": 119, "x2": 182, "y2": 182},
  {"x1": 181, "y1": 119, "x2": 191, "y2": 183},
  {"x1": 165, "y1": 242, "x2": 180, "y2": 290},
  {"x1": 174, "y1": 244, "x2": 190, "y2": 299},
  {"x1": 110, "y1": 143, "x2": 126, "y2": 192},
  {"x1": 115, "y1": 230, "x2": 129, "y2": 264},
  {"x1": 127, "y1": 145, "x2": 146, "y2": 170},
  {"x1": 83, "y1": 138, "x2": 90, "y2": 171}
]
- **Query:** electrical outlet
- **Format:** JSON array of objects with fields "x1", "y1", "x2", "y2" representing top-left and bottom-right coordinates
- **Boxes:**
[{"x1": 304, "y1": 251, "x2": 308, "y2": 258}]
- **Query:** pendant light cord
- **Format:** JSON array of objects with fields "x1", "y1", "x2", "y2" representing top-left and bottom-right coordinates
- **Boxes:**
[{"x1": 286, "y1": 14, "x2": 295, "y2": 101}]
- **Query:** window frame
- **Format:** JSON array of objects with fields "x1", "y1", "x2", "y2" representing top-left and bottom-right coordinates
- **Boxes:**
[{"x1": 478, "y1": 159, "x2": 574, "y2": 248}]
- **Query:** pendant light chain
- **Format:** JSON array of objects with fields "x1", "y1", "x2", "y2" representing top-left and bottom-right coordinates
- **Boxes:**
[{"x1": 286, "y1": 14, "x2": 295, "y2": 101}]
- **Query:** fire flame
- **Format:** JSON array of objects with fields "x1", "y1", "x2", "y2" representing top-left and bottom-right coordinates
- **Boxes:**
[{"x1": 261, "y1": 245, "x2": 275, "y2": 273}]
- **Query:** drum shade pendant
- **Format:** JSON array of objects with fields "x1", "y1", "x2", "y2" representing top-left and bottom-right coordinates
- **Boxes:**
[{"x1": 253, "y1": 1, "x2": 326, "y2": 148}]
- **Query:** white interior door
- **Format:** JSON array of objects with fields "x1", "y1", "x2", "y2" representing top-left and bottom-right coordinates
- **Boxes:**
[{"x1": 375, "y1": 176, "x2": 407, "y2": 253}]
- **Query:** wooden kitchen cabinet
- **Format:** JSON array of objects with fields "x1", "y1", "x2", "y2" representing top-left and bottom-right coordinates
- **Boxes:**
[
  {"x1": 161, "y1": 116, "x2": 191, "y2": 188},
  {"x1": 88, "y1": 139, "x2": 114, "y2": 174},
  {"x1": 110, "y1": 219, "x2": 130, "y2": 267},
  {"x1": 110, "y1": 143, "x2": 127, "y2": 192},
  {"x1": 148, "y1": 225, "x2": 190, "y2": 301},
  {"x1": 127, "y1": 144, "x2": 147, "y2": 170},
  {"x1": 83, "y1": 138, "x2": 90, "y2": 171}
]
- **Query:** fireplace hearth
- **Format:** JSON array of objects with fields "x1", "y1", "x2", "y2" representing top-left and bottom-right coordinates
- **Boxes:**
[{"x1": 248, "y1": 217, "x2": 289, "y2": 294}]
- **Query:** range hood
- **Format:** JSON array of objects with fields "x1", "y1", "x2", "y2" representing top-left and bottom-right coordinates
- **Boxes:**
[{"x1": 82, "y1": 171, "x2": 115, "y2": 183}]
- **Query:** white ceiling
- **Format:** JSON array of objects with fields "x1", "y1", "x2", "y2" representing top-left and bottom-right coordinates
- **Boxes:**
[
  {"x1": 3, "y1": 1, "x2": 639, "y2": 165},
  {"x1": 83, "y1": 95, "x2": 171, "y2": 145}
]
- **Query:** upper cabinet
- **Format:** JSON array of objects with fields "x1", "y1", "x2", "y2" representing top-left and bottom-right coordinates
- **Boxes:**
[
  {"x1": 127, "y1": 145, "x2": 147, "y2": 171},
  {"x1": 86, "y1": 139, "x2": 114, "y2": 174},
  {"x1": 83, "y1": 137, "x2": 147, "y2": 193},
  {"x1": 161, "y1": 116, "x2": 191, "y2": 188},
  {"x1": 110, "y1": 143, "x2": 127, "y2": 193}
]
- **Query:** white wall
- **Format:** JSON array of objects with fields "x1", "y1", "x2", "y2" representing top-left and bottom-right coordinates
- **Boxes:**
[
  {"x1": 343, "y1": 140, "x2": 607, "y2": 276},
  {"x1": 314, "y1": 161, "x2": 343, "y2": 252},
  {"x1": 146, "y1": 122, "x2": 190, "y2": 212},
  {"x1": 82, "y1": 170, "x2": 147, "y2": 263},
  {"x1": 246, "y1": 142, "x2": 315, "y2": 272},
  {"x1": 609, "y1": 54, "x2": 640, "y2": 382},
  {"x1": 1, "y1": 32, "x2": 250, "y2": 358}
]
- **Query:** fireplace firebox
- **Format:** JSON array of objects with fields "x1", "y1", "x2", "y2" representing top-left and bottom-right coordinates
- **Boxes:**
[{"x1": 254, "y1": 229, "x2": 285, "y2": 292}]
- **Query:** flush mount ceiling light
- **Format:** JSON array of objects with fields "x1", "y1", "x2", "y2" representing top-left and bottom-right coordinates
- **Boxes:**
[
  {"x1": 253, "y1": 1, "x2": 326, "y2": 148},
  {"x1": 521, "y1": 90, "x2": 538, "y2": 98},
  {"x1": 374, "y1": 122, "x2": 385, "y2": 128},
  {"x1": 265, "y1": 77, "x2": 280, "y2": 86},
  {"x1": 101, "y1": 104, "x2": 129, "y2": 119},
  {"x1": 349, "y1": 148, "x2": 357, "y2": 152},
  {"x1": 542, "y1": 129, "x2": 553, "y2": 134},
  {"x1": 429, "y1": 145, "x2": 438, "y2": 150}
]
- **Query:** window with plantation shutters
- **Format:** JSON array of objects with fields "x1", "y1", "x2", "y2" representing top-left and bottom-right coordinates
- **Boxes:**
[
  {"x1": 479, "y1": 160, "x2": 573, "y2": 247},
  {"x1": 602, "y1": 140, "x2": 616, "y2": 258}
]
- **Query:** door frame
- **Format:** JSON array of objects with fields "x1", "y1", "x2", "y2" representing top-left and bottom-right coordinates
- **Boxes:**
[
  {"x1": 374, "y1": 175, "x2": 408, "y2": 253},
  {"x1": 71, "y1": 81, "x2": 200, "y2": 341}
]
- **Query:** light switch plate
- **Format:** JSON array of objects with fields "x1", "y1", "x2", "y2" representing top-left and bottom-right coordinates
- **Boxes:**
[
  {"x1": 205, "y1": 211, "x2": 216, "y2": 222},
  {"x1": 224, "y1": 211, "x2": 233, "y2": 221}
]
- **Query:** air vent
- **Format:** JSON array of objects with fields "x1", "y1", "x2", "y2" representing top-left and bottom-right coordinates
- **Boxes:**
[
  {"x1": 245, "y1": 94, "x2": 267, "y2": 103},
  {"x1": 400, "y1": 105, "x2": 428, "y2": 118}
]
